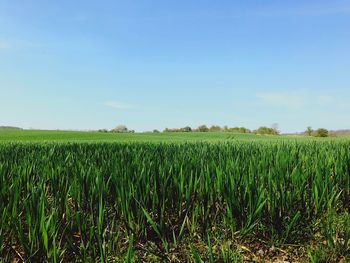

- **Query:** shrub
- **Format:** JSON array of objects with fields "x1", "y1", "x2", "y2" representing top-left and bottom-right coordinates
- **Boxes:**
[
  {"x1": 197, "y1": 125, "x2": 209, "y2": 132},
  {"x1": 313, "y1": 128, "x2": 329, "y2": 137},
  {"x1": 253, "y1": 126, "x2": 279, "y2": 135}
]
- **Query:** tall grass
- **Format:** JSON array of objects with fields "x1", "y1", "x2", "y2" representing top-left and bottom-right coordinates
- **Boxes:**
[{"x1": 0, "y1": 141, "x2": 349, "y2": 261}]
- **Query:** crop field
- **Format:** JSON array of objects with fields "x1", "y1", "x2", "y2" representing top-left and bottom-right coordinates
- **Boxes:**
[
  {"x1": 0, "y1": 131, "x2": 349, "y2": 262},
  {"x1": 0, "y1": 129, "x2": 304, "y2": 143}
]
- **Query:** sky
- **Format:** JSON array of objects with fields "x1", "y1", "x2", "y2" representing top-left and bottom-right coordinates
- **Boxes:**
[{"x1": 0, "y1": 0, "x2": 350, "y2": 133}]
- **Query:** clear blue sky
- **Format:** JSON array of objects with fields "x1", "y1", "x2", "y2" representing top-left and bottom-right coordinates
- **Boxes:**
[{"x1": 1, "y1": 0, "x2": 349, "y2": 132}]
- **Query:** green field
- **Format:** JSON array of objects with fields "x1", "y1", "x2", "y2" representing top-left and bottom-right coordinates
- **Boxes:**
[
  {"x1": 0, "y1": 129, "x2": 325, "y2": 143},
  {"x1": 0, "y1": 130, "x2": 349, "y2": 262}
]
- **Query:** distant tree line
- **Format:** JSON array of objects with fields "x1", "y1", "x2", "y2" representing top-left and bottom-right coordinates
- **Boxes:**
[
  {"x1": 164, "y1": 126, "x2": 193, "y2": 132},
  {"x1": 252, "y1": 126, "x2": 279, "y2": 135},
  {"x1": 98, "y1": 124, "x2": 332, "y2": 137},
  {"x1": 304, "y1": 127, "x2": 329, "y2": 137},
  {"x1": 0, "y1": 126, "x2": 22, "y2": 130},
  {"x1": 98, "y1": 125, "x2": 135, "y2": 133},
  {"x1": 163, "y1": 125, "x2": 280, "y2": 135},
  {"x1": 163, "y1": 125, "x2": 249, "y2": 133},
  {"x1": 98, "y1": 124, "x2": 281, "y2": 135}
]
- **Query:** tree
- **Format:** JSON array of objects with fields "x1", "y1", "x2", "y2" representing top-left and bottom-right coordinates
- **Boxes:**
[
  {"x1": 253, "y1": 126, "x2": 279, "y2": 135},
  {"x1": 153, "y1": 129, "x2": 160, "y2": 133},
  {"x1": 197, "y1": 125, "x2": 209, "y2": 132},
  {"x1": 305, "y1": 126, "x2": 313, "y2": 136},
  {"x1": 111, "y1": 125, "x2": 128, "y2": 133},
  {"x1": 209, "y1": 125, "x2": 222, "y2": 132},
  {"x1": 238, "y1": 127, "x2": 251, "y2": 134},
  {"x1": 226, "y1": 127, "x2": 251, "y2": 134},
  {"x1": 182, "y1": 126, "x2": 192, "y2": 132},
  {"x1": 314, "y1": 128, "x2": 329, "y2": 137},
  {"x1": 163, "y1": 127, "x2": 192, "y2": 132}
]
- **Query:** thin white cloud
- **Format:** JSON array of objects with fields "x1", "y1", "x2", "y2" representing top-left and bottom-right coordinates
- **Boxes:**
[
  {"x1": 104, "y1": 101, "x2": 134, "y2": 109},
  {"x1": 256, "y1": 92, "x2": 305, "y2": 110}
]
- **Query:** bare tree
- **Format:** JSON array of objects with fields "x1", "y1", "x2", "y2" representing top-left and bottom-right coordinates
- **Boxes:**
[
  {"x1": 305, "y1": 126, "x2": 313, "y2": 136},
  {"x1": 197, "y1": 125, "x2": 209, "y2": 132}
]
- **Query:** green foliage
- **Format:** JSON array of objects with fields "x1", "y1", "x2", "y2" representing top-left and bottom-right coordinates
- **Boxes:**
[
  {"x1": 0, "y1": 129, "x2": 271, "y2": 143},
  {"x1": 253, "y1": 126, "x2": 279, "y2": 135},
  {"x1": 225, "y1": 127, "x2": 251, "y2": 133},
  {"x1": 308, "y1": 247, "x2": 332, "y2": 263},
  {"x1": 0, "y1": 136, "x2": 349, "y2": 261},
  {"x1": 313, "y1": 128, "x2": 329, "y2": 137},
  {"x1": 164, "y1": 126, "x2": 192, "y2": 132}
]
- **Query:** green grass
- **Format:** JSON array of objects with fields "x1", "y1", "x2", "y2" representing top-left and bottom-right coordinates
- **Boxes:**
[
  {"x1": 0, "y1": 129, "x2": 336, "y2": 143},
  {"x1": 0, "y1": 129, "x2": 284, "y2": 143},
  {"x1": 0, "y1": 130, "x2": 349, "y2": 262}
]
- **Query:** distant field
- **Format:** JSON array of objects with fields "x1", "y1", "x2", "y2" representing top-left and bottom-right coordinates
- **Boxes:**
[
  {"x1": 0, "y1": 129, "x2": 335, "y2": 143},
  {"x1": 0, "y1": 129, "x2": 273, "y2": 143}
]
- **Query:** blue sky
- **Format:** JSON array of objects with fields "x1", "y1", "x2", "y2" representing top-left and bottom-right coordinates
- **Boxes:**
[{"x1": 1, "y1": 0, "x2": 350, "y2": 132}]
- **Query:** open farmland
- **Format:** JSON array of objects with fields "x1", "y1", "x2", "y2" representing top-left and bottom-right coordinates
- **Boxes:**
[
  {"x1": 0, "y1": 132, "x2": 349, "y2": 262},
  {"x1": 0, "y1": 129, "x2": 343, "y2": 144},
  {"x1": 0, "y1": 129, "x2": 303, "y2": 143}
]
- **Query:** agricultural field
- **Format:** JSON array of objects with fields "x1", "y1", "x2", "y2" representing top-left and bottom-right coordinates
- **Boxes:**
[
  {"x1": 0, "y1": 129, "x2": 302, "y2": 143},
  {"x1": 0, "y1": 130, "x2": 349, "y2": 262}
]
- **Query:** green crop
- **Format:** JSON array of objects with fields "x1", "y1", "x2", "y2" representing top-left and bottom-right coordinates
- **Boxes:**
[{"x1": 0, "y1": 140, "x2": 349, "y2": 261}]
